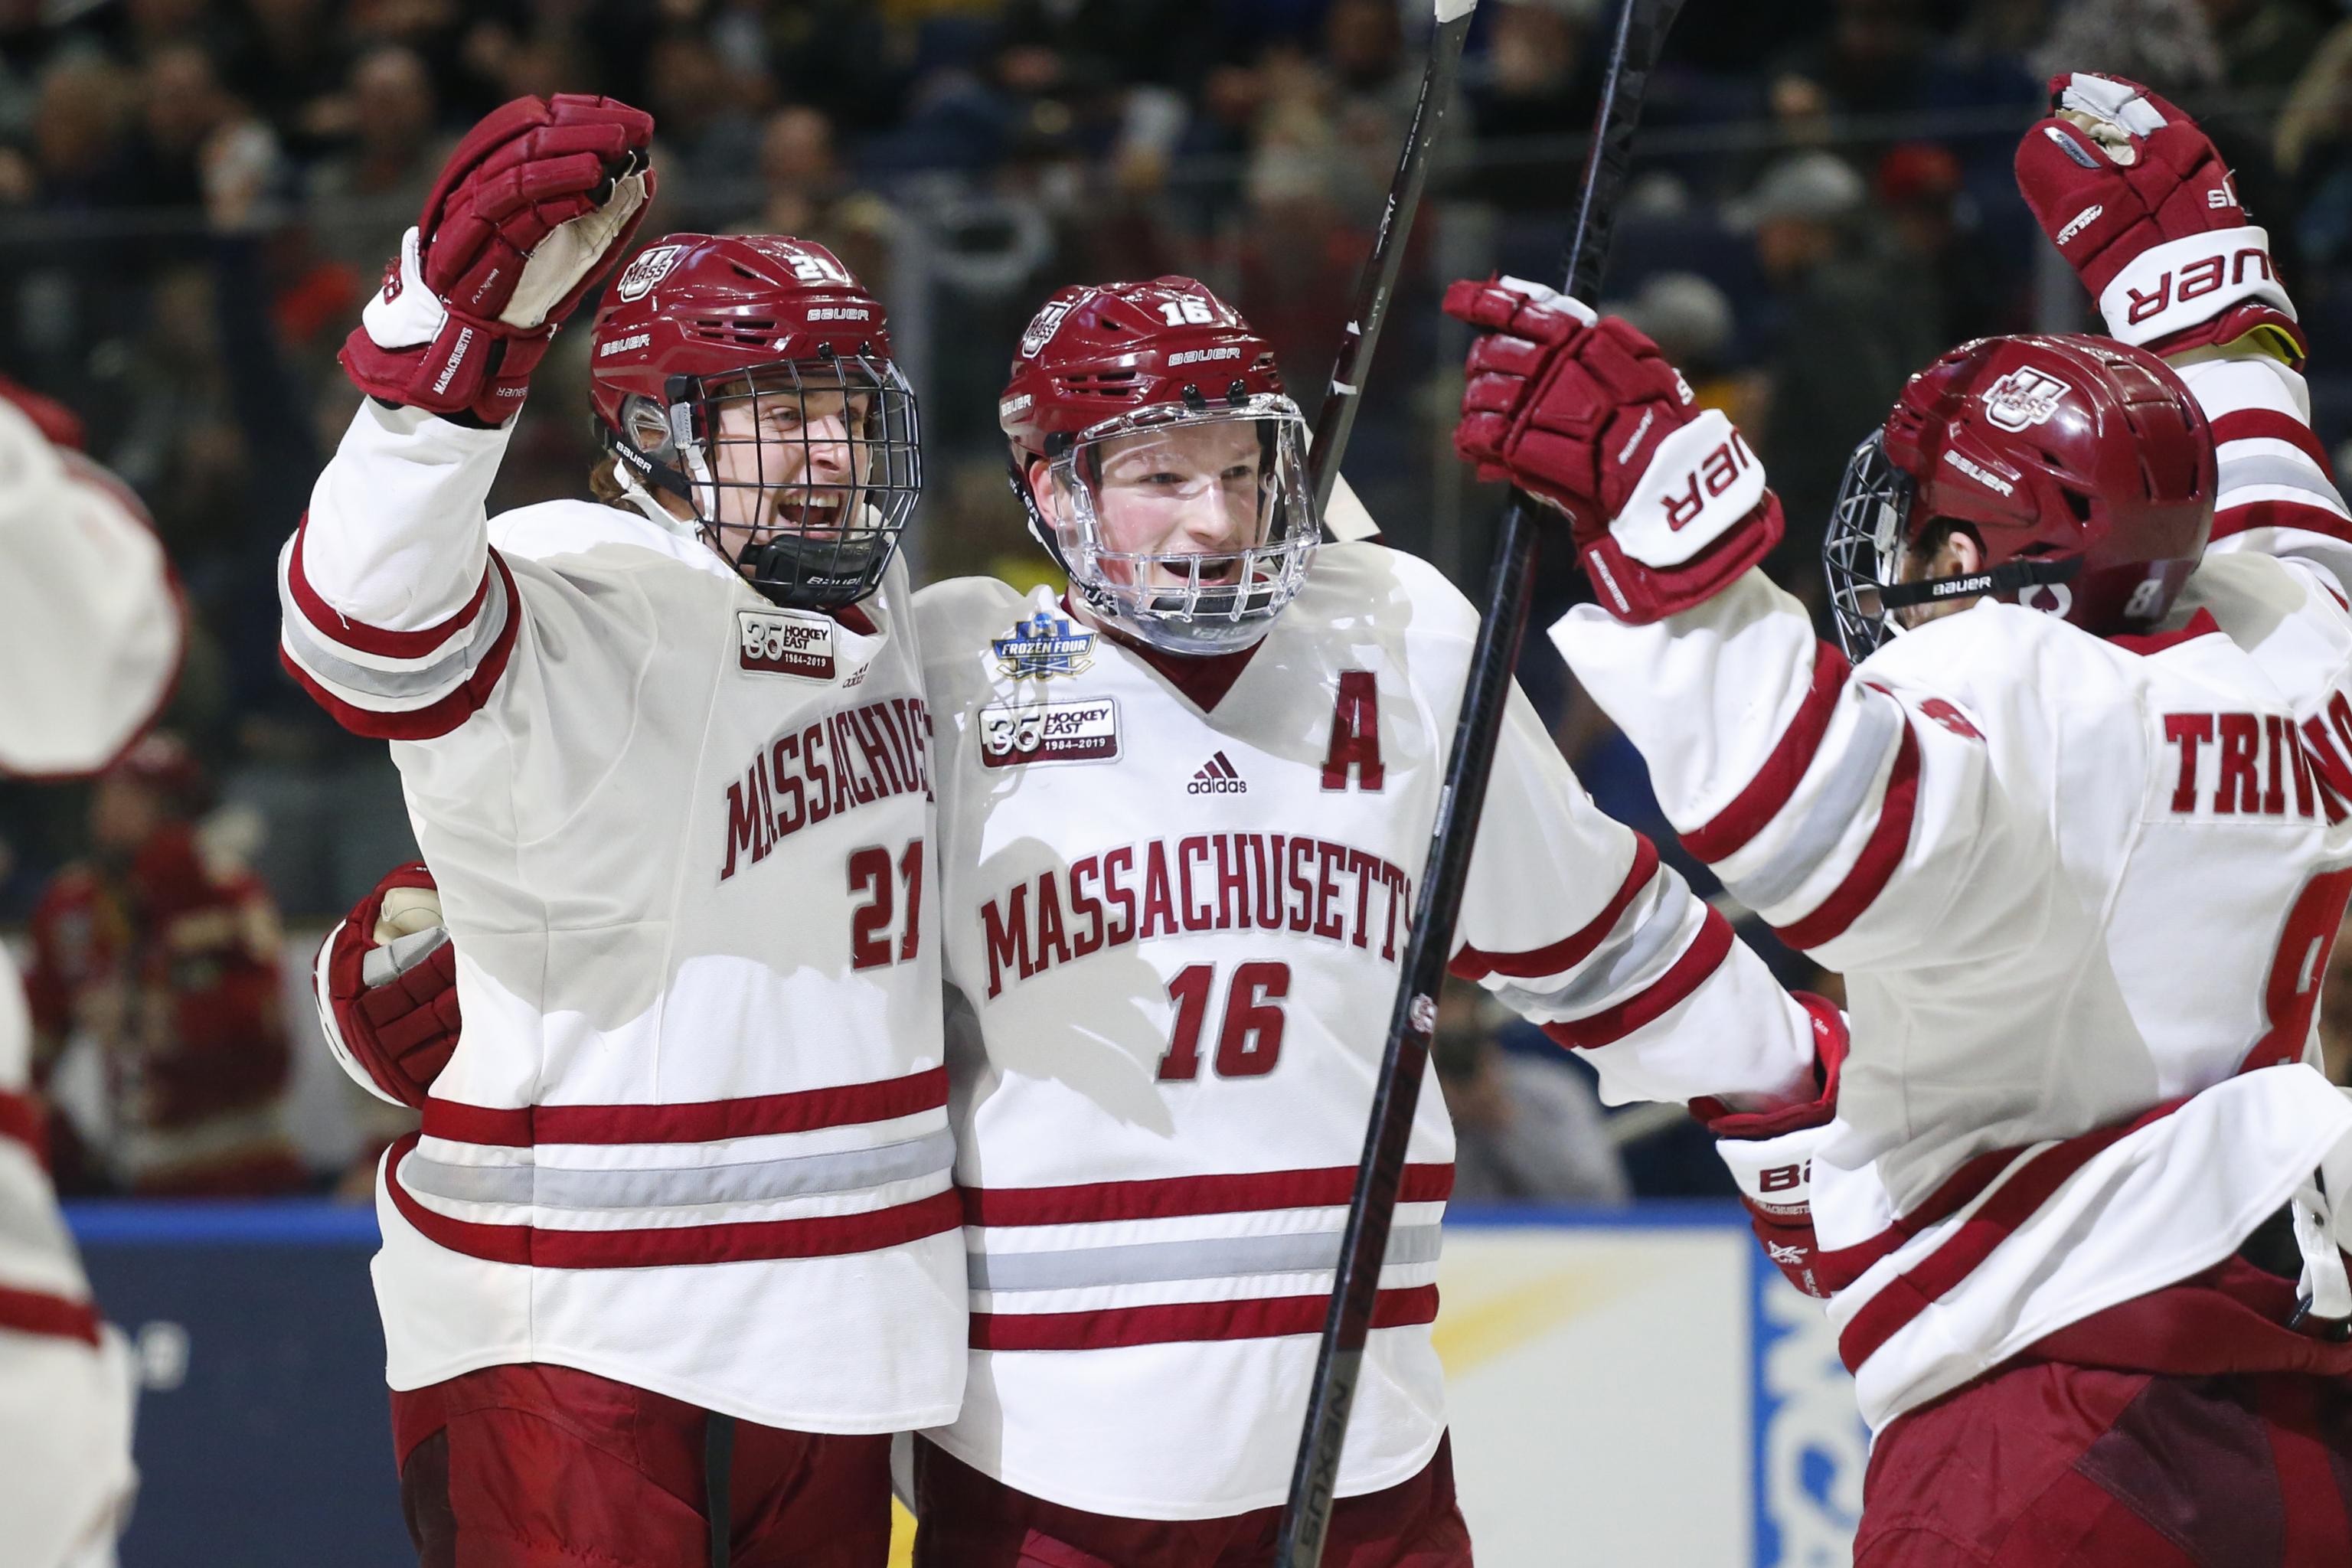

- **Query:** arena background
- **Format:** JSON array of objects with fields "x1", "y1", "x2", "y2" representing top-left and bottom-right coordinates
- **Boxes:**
[{"x1": 5, "y1": 0, "x2": 2350, "y2": 1561}]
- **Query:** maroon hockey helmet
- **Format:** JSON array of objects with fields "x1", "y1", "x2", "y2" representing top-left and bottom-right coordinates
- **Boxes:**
[
  {"x1": 1000, "y1": 276, "x2": 1317, "y2": 655},
  {"x1": 1825, "y1": 332, "x2": 2214, "y2": 658},
  {"x1": 588, "y1": 234, "x2": 921, "y2": 612}
]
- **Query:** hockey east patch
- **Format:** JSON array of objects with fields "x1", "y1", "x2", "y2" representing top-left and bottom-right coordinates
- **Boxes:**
[
  {"x1": 738, "y1": 608, "x2": 836, "y2": 679},
  {"x1": 978, "y1": 698, "x2": 1119, "y2": 767}
]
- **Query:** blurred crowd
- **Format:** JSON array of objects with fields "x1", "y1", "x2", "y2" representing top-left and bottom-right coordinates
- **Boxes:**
[{"x1": 5, "y1": 0, "x2": 2352, "y2": 1197}]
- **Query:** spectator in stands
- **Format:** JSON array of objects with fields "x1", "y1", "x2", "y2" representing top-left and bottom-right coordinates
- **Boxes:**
[
  {"x1": 2200, "y1": 0, "x2": 2328, "y2": 91},
  {"x1": 1464, "y1": 0, "x2": 1597, "y2": 207},
  {"x1": 1434, "y1": 988, "x2": 1630, "y2": 1205},
  {"x1": 305, "y1": 45, "x2": 446, "y2": 276},
  {"x1": 1739, "y1": 149, "x2": 1939, "y2": 596},
  {"x1": 1873, "y1": 140, "x2": 2017, "y2": 346},
  {"x1": 23, "y1": 734, "x2": 305, "y2": 1197},
  {"x1": 644, "y1": 28, "x2": 759, "y2": 201}
]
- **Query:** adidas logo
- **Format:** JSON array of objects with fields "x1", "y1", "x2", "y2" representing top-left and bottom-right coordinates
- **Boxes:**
[{"x1": 1188, "y1": 750, "x2": 1248, "y2": 795}]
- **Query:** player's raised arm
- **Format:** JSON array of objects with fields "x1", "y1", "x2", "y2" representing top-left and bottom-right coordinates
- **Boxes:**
[
  {"x1": 276, "y1": 95, "x2": 652, "y2": 739},
  {"x1": 2018, "y1": 72, "x2": 2352, "y2": 593},
  {"x1": 0, "y1": 382, "x2": 182, "y2": 777},
  {"x1": 1447, "y1": 675, "x2": 1824, "y2": 1112},
  {"x1": 1442, "y1": 280, "x2": 2092, "y2": 978}
]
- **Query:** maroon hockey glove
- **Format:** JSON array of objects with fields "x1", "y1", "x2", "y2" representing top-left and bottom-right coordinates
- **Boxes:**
[
  {"x1": 317, "y1": 861, "x2": 462, "y2": 1109},
  {"x1": 1691, "y1": 995, "x2": 1847, "y2": 1300},
  {"x1": 341, "y1": 93, "x2": 656, "y2": 423},
  {"x1": 1443, "y1": 276, "x2": 1782, "y2": 623},
  {"x1": 2016, "y1": 71, "x2": 2303, "y2": 364}
]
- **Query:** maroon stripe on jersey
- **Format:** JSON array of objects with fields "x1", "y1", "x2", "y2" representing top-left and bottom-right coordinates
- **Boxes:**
[
  {"x1": 1452, "y1": 836, "x2": 1660, "y2": 982},
  {"x1": 0, "y1": 1089, "x2": 47, "y2": 1165},
  {"x1": 1539, "y1": 906, "x2": 1734, "y2": 1051},
  {"x1": 0, "y1": 1283, "x2": 100, "y2": 1347},
  {"x1": 1811, "y1": 1145, "x2": 2029, "y2": 1296},
  {"x1": 1833, "y1": 1098, "x2": 2190, "y2": 1374},
  {"x1": 420, "y1": 1065, "x2": 949, "y2": 1148},
  {"x1": 969, "y1": 1284, "x2": 1440, "y2": 1351},
  {"x1": 1772, "y1": 719, "x2": 1921, "y2": 952},
  {"x1": 2211, "y1": 409, "x2": 2334, "y2": 471},
  {"x1": 281, "y1": 550, "x2": 523, "y2": 741},
  {"x1": 385, "y1": 1135, "x2": 962, "y2": 1266},
  {"x1": 2107, "y1": 609, "x2": 2223, "y2": 657},
  {"x1": 2212, "y1": 498, "x2": 2352, "y2": 547},
  {"x1": 962, "y1": 1162, "x2": 1455, "y2": 1227},
  {"x1": 286, "y1": 514, "x2": 494, "y2": 658},
  {"x1": 1682, "y1": 644, "x2": 1851, "y2": 864}
]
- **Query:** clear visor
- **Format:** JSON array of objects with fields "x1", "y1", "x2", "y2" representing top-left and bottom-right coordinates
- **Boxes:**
[
  {"x1": 1823, "y1": 430, "x2": 1915, "y2": 662},
  {"x1": 1047, "y1": 394, "x2": 1318, "y2": 656}
]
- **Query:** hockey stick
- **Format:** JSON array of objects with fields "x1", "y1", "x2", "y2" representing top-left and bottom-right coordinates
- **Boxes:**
[
  {"x1": 1272, "y1": 2, "x2": 1685, "y2": 1562},
  {"x1": 1308, "y1": 0, "x2": 1480, "y2": 544}
]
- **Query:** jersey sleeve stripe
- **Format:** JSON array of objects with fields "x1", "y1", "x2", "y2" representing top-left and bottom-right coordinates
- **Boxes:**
[
  {"x1": 1681, "y1": 641, "x2": 1851, "y2": 864},
  {"x1": 279, "y1": 552, "x2": 511, "y2": 701},
  {"x1": 1770, "y1": 718, "x2": 1922, "y2": 952},
  {"x1": 0, "y1": 1282, "x2": 101, "y2": 1347},
  {"x1": 2216, "y1": 454, "x2": 2348, "y2": 516},
  {"x1": 2211, "y1": 408, "x2": 2333, "y2": 469},
  {"x1": 0, "y1": 1090, "x2": 45, "y2": 1164},
  {"x1": 1450, "y1": 835, "x2": 1660, "y2": 982},
  {"x1": 279, "y1": 550, "x2": 522, "y2": 740},
  {"x1": 960, "y1": 1161, "x2": 1455, "y2": 1227},
  {"x1": 284, "y1": 513, "x2": 495, "y2": 660},
  {"x1": 1538, "y1": 904, "x2": 1733, "y2": 1050},
  {"x1": 1718, "y1": 691, "x2": 1906, "y2": 913},
  {"x1": 2210, "y1": 498, "x2": 2352, "y2": 547},
  {"x1": 419, "y1": 1063, "x2": 950, "y2": 1147},
  {"x1": 969, "y1": 1283, "x2": 1439, "y2": 1352}
]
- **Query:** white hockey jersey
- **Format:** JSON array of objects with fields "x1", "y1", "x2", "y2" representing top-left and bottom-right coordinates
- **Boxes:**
[
  {"x1": 0, "y1": 394, "x2": 170, "y2": 1565},
  {"x1": 279, "y1": 400, "x2": 964, "y2": 1432},
  {"x1": 1553, "y1": 342, "x2": 2352, "y2": 1431},
  {"x1": 0, "y1": 393, "x2": 180, "y2": 1341},
  {"x1": 916, "y1": 542, "x2": 1815, "y2": 1517}
]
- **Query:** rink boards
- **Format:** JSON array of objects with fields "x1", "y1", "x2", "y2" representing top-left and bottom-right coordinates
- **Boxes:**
[{"x1": 68, "y1": 1203, "x2": 1867, "y2": 1566}]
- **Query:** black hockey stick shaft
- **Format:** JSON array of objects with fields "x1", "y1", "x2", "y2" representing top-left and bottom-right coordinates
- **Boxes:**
[
  {"x1": 1306, "y1": 0, "x2": 1478, "y2": 532},
  {"x1": 1272, "y1": 2, "x2": 1685, "y2": 1563}
]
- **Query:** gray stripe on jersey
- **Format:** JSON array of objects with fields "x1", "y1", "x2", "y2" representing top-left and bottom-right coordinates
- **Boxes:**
[
  {"x1": 400, "y1": 1126, "x2": 956, "y2": 1210},
  {"x1": 277, "y1": 562, "x2": 509, "y2": 701},
  {"x1": 1482, "y1": 874, "x2": 1692, "y2": 1019},
  {"x1": 1726, "y1": 690, "x2": 1905, "y2": 913},
  {"x1": 967, "y1": 1221, "x2": 1444, "y2": 1293},
  {"x1": 2217, "y1": 454, "x2": 2348, "y2": 513}
]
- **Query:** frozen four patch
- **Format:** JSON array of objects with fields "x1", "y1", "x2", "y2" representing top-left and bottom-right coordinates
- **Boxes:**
[{"x1": 992, "y1": 611, "x2": 1095, "y2": 680}]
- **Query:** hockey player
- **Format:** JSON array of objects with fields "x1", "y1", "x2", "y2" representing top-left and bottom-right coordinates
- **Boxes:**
[
  {"x1": 1444, "y1": 73, "x2": 2352, "y2": 1563},
  {"x1": 318, "y1": 276, "x2": 1833, "y2": 1563},
  {"x1": 0, "y1": 376, "x2": 181, "y2": 1566},
  {"x1": 281, "y1": 96, "x2": 960, "y2": 1565}
]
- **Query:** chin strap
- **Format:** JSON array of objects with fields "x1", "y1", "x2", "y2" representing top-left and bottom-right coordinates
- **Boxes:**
[
  {"x1": 1871, "y1": 555, "x2": 2083, "y2": 612},
  {"x1": 604, "y1": 456, "x2": 705, "y2": 543}
]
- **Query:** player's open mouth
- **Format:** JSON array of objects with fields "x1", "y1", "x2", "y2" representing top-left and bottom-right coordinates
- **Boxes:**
[{"x1": 768, "y1": 493, "x2": 852, "y2": 537}]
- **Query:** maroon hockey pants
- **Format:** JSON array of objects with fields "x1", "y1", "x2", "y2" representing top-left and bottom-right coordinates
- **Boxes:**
[
  {"x1": 1854, "y1": 1360, "x2": 2352, "y2": 1565},
  {"x1": 912, "y1": 1433, "x2": 1473, "y2": 1567},
  {"x1": 390, "y1": 1362, "x2": 890, "y2": 1567}
]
